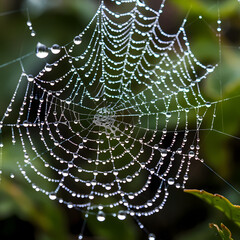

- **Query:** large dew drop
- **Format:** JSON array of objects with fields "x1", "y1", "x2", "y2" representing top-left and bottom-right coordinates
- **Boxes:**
[
  {"x1": 97, "y1": 211, "x2": 106, "y2": 222},
  {"x1": 51, "y1": 44, "x2": 61, "y2": 54},
  {"x1": 27, "y1": 75, "x2": 34, "y2": 82},
  {"x1": 148, "y1": 233, "x2": 156, "y2": 240},
  {"x1": 49, "y1": 192, "x2": 57, "y2": 200},
  {"x1": 117, "y1": 210, "x2": 127, "y2": 220},
  {"x1": 161, "y1": 149, "x2": 167, "y2": 158},
  {"x1": 36, "y1": 42, "x2": 49, "y2": 59},
  {"x1": 167, "y1": 178, "x2": 175, "y2": 186},
  {"x1": 74, "y1": 36, "x2": 82, "y2": 45}
]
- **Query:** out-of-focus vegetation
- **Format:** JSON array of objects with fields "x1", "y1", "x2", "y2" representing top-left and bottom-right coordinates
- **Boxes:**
[{"x1": 0, "y1": 0, "x2": 240, "y2": 239}]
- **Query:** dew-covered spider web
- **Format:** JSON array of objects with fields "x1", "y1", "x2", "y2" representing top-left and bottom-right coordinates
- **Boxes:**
[{"x1": 0, "y1": 0, "x2": 240, "y2": 239}]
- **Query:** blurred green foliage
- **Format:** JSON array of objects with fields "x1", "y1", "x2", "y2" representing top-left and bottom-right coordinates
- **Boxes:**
[{"x1": 0, "y1": 0, "x2": 239, "y2": 239}]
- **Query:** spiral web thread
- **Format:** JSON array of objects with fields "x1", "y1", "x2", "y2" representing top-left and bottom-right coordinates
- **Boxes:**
[{"x1": 0, "y1": 0, "x2": 220, "y2": 238}]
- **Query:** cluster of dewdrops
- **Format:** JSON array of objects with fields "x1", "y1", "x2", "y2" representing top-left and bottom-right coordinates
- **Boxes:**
[{"x1": 0, "y1": 0, "x2": 217, "y2": 239}]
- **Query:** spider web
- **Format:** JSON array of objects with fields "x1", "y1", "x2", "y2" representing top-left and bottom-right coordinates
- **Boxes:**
[{"x1": 0, "y1": 0, "x2": 238, "y2": 239}]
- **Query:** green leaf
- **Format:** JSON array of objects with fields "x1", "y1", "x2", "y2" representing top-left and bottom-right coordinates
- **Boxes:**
[
  {"x1": 209, "y1": 223, "x2": 233, "y2": 240},
  {"x1": 184, "y1": 189, "x2": 240, "y2": 227}
]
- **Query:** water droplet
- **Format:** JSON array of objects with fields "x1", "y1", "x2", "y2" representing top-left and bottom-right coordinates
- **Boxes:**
[
  {"x1": 137, "y1": 0, "x2": 145, "y2": 7},
  {"x1": 31, "y1": 31, "x2": 36, "y2": 37},
  {"x1": 148, "y1": 233, "x2": 156, "y2": 240},
  {"x1": 205, "y1": 102, "x2": 211, "y2": 108},
  {"x1": 27, "y1": 75, "x2": 34, "y2": 82},
  {"x1": 66, "y1": 99, "x2": 71, "y2": 105},
  {"x1": 36, "y1": 42, "x2": 49, "y2": 59},
  {"x1": 67, "y1": 202, "x2": 73, "y2": 208},
  {"x1": 62, "y1": 169, "x2": 69, "y2": 177},
  {"x1": 45, "y1": 64, "x2": 52, "y2": 72},
  {"x1": 176, "y1": 183, "x2": 181, "y2": 189},
  {"x1": 74, "y1": 36, "x2": 82, "y2": 45},
  {"x1": 117, "y1": 210, "x2": 127, "y2": 220},
  {"x1": 128, "y1": 192, "x2": 134, "y2": 199},
  {"x1": 188, "y1": 151, "x2": 195, "y2": 158},
  {"x1": 97, "y1": 211, "x2": 106, "y2": 222},
  {"x1": 167, "y1": 178, "x2": 175, "y2": 185},
  {"x1": 166, "y1": 112, "x2": 171, "y2": 118},
  {"x1": 126, "y1": 175, "x2": 132, "y2": 182},
  {"x1": 23, "y1": 121, "x2": 29, "y2": 127},
  {"x1": 161, "y1": 149, "x2": 167, "y2": 158},
  {"x1": 51, "y1": 44, "x2": 61, "y2": 54},
  {"x1": 206, "y1": 65, "x2": 214, "y2": 73},
  {"x1": 27, "y1": 21, "x2": 32, "y2": 27},
  {"x1": 49, "y1": 192, "x2": 57, "y2": 200},
  {"x1": 78, "y1": 234, "x2": 83, "y2": 240},
  {"x1": 10, "y1": 173, "x2": 15, "y2": 179},
  {"x1": 183, "y1": 174, "x2": 188, "y2": 181},
  {"x1": 89, "y1": 193, "x2": 94, "y2": 200},
  {"x1": 105, "y1": 183, "x2": 111, "y2": 190}
]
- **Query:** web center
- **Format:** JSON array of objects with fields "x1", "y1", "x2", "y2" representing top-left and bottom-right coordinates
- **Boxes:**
[{"x1": 93, "y1": 107, "x2": 116, "y2": 134}]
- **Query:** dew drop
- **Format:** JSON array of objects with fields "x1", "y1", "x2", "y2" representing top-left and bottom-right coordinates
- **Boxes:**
[
  {"x1": 206, "y1": 65, "x2": 214, "y2": 73},
  {"x1": 67, "y1": 202, "x2": 73, "y2": 208},
  {"x1": 51, "y1": 44, "x2": 61, "y2": 54},
  {"x1": 148, "y1": 233, "x2": 156, "y2": 240},
  {"x1": 166, "y1": 112, "x2": 171, "y2": 118},
  {"x1": 183, "y1": 174, "x2": 188, "y2": 181},
  {"x1": 126, "y1": 175, "x2": 132, "y2": 182},
  {"x1": 128, "y1": 192, "x2": 134, "y2": 200},
  {"x1": 188, "y1": 151, "x2": 195, "y2": 158},
  {"x1": 117, "y1": 210, "x2": 127, "y2": 220},
  {"x1": 45, "y1": 64, "x2": 52, "y2": 72},
  {"x1": 74, "y1": 36, "x2": 82, "y2": 45},
  {"x1": 167, "y1": 178, "x2": 175, "y2": 185},
  {"x1": 161, "y1": 149, "x2": 167, "y2": 158},
  {"x1": 36, "y1": 42, "x2": 49, "y2": 59},
  {"x1": 137, "y1": 0, "x2": 145, "y2": 7},
  {"x1": 66, "y1": 99, "x2": 71, "y2": 105},
  {"x1": 49, "y1": 192, "x2": 57, "y2": 200},
  {"x1": 27, "y1": 75, "x2": 34, "y2": 82},
  {"x1": 176, "y1": 183, "x2": 181, "y2": 189},
  {"x1": 78, "y1": 234, "x2": 83, "y2": 240},
  {"x1": 205, "y1": 102, "x2": 211, "y2": 108},
  {"x1": 97, "y1": 211, "x2": 106, "y2": 222},
  {"x1": 105, "y1": 183, "x2": 111, "y2": 190},
  {"x1": 27, "y1": 20, "x2": 32, "y2": 27},
  {"x1": 62, "y1": 169, "x2": 69, "y2": 177},
  {"x1": 23, "y1": 121, "x2": 29, "y2": 127}
]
